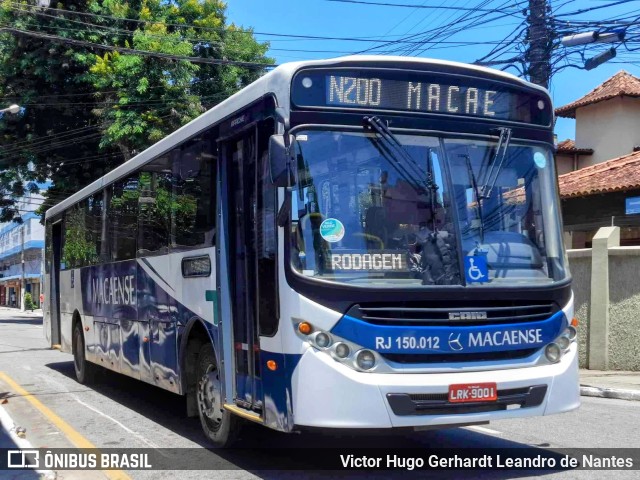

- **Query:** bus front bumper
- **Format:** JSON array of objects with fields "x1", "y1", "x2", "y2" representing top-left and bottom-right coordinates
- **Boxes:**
[{"x1": 291, "y1": 344, "x2": 580, "y2": 429}]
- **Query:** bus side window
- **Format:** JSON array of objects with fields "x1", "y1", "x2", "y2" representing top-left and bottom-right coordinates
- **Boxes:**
[
  {"x1": 62, "y1": 199, "x2": 103, "y2": 269},
  {"x1": 171, "y1": 131, "x2": 216, "y2": 250},
  {"x1": 86, "y1": 191, "x2": 108, "y2": 263},
  {"x1": 138, "y1": 155, "x2": 171, "y2": 256},
  {"x1": 110, "y1": 175, "x2": 140, "y2": 261}
]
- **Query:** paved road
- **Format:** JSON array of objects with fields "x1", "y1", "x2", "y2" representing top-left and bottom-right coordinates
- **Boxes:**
[{"x1": 0, "y1": 311, "x2": 638, "y2": 479}]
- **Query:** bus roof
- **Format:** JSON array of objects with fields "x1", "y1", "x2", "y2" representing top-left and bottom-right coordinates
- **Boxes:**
[{"x1": 46, "y1": 55, "x2": 547, "y2": 219}]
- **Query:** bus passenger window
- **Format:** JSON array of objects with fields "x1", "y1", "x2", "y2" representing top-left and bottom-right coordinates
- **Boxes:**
[
  {"x1": 62, "y1": 203, "x2": 97, "y2": 269},
  {"x1": 138, "y1": 155, "x2": 171, "y2": 256},
  {"x1": 171, "y1": 132, "x2": 216, "y2": 250},
  {"x1": 109, "y1": 175, "x2": 139, "y2": 261}
]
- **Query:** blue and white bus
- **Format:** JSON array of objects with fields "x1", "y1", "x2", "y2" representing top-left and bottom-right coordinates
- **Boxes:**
[{"x1": 44, "y1": 56, "x2": 579, "y2": 446}]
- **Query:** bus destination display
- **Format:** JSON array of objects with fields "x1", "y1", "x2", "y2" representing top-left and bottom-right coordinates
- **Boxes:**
[{"x1": 291, "y1": 69, "x2": 552, "y2": 126}]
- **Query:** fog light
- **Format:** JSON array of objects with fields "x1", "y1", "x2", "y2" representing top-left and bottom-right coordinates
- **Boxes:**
[
  {"x1": 315, "y1": 332, "x2": 332, "y2": 348},
  {"x1": 566, "y1": 325, "x2": 577, "y2": 340},
  {"x1": 545, "y1": 343, "x2": 562, "y2": 363},
  {"x1": 335, "y1": 343, "x2": 350, "y2": 359},
  {"x1": 557, "y1": 336, "x2": 571, "y2": 350},
  {"x1": 356, "y1": 350, "x2": 376, "y2": 370}
]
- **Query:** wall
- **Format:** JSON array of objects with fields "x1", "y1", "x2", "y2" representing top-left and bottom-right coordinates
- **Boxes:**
[
  {"x1": 567, "y1": 239, "x2": 640, "y2": 371},
  {"x1": 562, "y1": 189, "x2": 640, "y2": 248},
  {"x1": 555, "y1": 152, "x2": 591, "y2": 176},
  {"x1": 555, "y1": 153, "x2": 574, "y2": 176},
  {"x1": 607, "y1": 249, "x2": 640, "y2": 371},
  {"x1": 575, "y1": 96, "x2": 640, "y2": 166},
  {"x1": 566, "y1": 249, "x2": 590, "y2": 368}
]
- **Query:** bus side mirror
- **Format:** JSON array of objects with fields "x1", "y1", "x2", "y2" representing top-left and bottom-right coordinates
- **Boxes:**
[{"x1": 269, "y1": 134, "x2": 294, "y2": 187}]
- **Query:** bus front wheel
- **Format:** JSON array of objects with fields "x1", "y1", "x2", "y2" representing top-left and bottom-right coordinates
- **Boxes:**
[
  {"x1": 73, "y1": 322, "x2": 95, "y2": 384},
  {"x1": 196, "y1": 343, "x2": 240, "y2": 447}
]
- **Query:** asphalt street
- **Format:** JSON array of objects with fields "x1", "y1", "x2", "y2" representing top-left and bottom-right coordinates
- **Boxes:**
[{"x1": 0, "y1": 310, "x2": 638, "y2": 480}]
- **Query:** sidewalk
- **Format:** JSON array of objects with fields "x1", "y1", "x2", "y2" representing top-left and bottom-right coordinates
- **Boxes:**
[
  {"x1": 579, "y1": 369, "x2": 640, "y2": 401},
  {"x1": 0, "y1": 306, "x2": 43, "y2": 317}
]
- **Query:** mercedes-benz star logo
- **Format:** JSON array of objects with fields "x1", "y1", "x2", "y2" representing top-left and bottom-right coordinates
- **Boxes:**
[{"x1": 448, "y1": 332, "x2": 464, "y2": 351}]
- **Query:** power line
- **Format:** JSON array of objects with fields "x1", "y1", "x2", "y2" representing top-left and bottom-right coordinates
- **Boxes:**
[
  {"x1": 354, "y1": 1, "x2": 521, "y2": 55},
  {"x1": 4, "y1": 1, "x2": 489, "y2": 44},
  {"x1": 0, "y1": 26, "x2": 275, "y2": 68},
  {"x1": 325, "y1": 0, "x2": 523, "y2": 16}
]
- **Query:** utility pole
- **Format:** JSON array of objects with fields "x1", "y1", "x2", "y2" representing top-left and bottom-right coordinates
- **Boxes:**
[
  {"x1": 20, "y1": 224, "x2": 25, "y2": 312},
  {"x1": 527, "y1": 0, "x2": 552, "y2": 88}
]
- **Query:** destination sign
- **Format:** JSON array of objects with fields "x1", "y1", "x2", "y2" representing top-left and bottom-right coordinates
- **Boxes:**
[
  {"x1": 324, "y1": 250, "x2": 408, "y2": 272},
  {"x1": 291, "y1": 69, "x2": 552, "y2": 126}
]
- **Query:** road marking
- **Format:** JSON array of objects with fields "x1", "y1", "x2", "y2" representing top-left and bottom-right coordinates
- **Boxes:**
[
  {"x1": 38, "y1": 374, "x2": 162, "y2": 449},
  {"x1": 464, "y1": 425, "x2": 503, "y2": 435},
  {"x1": 0, "y1": 371, "x2": 132, "y2": 480},
  {"x1": 72, "y1": 395, "x2": 162, "y2": 450}
]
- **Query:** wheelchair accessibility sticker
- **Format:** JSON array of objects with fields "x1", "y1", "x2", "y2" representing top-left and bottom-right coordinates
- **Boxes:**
[{"x1": 464, "y1": 255, "x2": 489, "y2": 283}]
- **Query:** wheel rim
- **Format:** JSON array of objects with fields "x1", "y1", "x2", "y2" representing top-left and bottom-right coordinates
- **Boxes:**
[{"x1": 197, "y1": 365, "x2": 223, "y2": 430}]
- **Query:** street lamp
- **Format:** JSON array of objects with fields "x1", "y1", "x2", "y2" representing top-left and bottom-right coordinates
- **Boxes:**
[{"x1": 0, "y1": 104, "x2": 20, "y2": 115}]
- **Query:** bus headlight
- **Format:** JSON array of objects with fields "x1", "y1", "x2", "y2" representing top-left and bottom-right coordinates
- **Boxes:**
[
  {"x1": 334, "y1": 342, "x2": 350, "y2": 359},
  {"x1": 356, "y1": 350, "x2": 376, "y2": 370},
  {"x1": 556, "y1": 325, "x2": 578, "y2": 352},
  {"x1": 314, "y1": 332, "x2": 332, "y2": 349},
  {"x1": 292, "y1": 319, "x2": 382, "y2": 372},
  {"x1": 545, "y1": 343, "x2": 562, "y2": 363},
  {"x1": 556, "y1": 335, "x2": 571, "y2": 350},
  {"x1": 539, "y1": 322, "x2": 577, "y2": 365}
]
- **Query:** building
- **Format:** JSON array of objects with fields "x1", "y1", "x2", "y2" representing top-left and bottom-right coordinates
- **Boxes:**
[
  {"x1": 0, "y1": 191, "x2": 46, "y2": 309},
  {"x1": 555, "y1": 71, "x2": 640, "y2": 248}
]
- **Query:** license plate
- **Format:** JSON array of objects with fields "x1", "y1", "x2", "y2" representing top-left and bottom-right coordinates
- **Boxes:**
[{"x1": 448, "y1": 383, "x2": 497, "y2": 403}]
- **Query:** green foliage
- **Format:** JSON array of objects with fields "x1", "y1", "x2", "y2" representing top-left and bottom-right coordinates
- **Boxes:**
[
  {"x1": 62, "y1": 206, "x2": 98, "y2": 268},
  {"x1": 24, "y1": 292, "x2": 35, "y2": 311},
  {"x1": 0, "y1": 0, "x2": 273, "y2": 221}
]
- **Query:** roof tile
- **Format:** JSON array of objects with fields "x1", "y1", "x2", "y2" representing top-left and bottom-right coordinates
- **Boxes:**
[
  {"x1": 555, "y1": 71, "x2": 640, "y2": 118},
  {"x1": 558, "y1": 150, "x2": 640, "y2": 198},
  {"x1": 556, "y1": 139, "x2": 593, "y2": 154}
]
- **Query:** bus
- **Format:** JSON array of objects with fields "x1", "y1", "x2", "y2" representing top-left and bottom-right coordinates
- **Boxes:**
[{"x1": 44, "y1": 56, "x2": 579, "y2": 447}]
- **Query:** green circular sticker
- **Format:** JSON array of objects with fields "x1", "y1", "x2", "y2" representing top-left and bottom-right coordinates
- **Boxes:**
[{"x1": 319, "y1": 218, "x2": 345, "y2": 243}]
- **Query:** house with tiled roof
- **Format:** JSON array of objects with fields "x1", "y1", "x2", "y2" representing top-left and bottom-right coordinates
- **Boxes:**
[
  {"x1": 555, "y1": 139, "x2": 594, "y2": 175},
  {"x1": 555, "y1": 70, "x2": 640, "y2": 247}
]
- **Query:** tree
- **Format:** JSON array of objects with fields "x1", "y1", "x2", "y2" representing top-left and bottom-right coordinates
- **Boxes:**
[
  {"x1": 0, "y1": 0, "x2": 272, "y2": 220},
  {"x1": 0, "y1": 0, "x2": 122, "y2": 221}
]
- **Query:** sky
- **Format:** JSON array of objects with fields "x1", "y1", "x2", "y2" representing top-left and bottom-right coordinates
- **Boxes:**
[{"x1": 225, "y1": 0, "x2": 640, "y2": 142}]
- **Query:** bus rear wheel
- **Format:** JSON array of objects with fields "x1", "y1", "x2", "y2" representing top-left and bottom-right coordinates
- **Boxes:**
[
  {"x1": 196, "y1": 343, "x2": 241, "y2": 447},
  {"x1": 73, "y1": 322, "x2": 95, "y2": 384}
]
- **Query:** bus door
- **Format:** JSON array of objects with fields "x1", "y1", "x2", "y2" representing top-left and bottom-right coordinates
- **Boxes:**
[
  {"x1": 223, "y1": 126, "x2": 262, "y2": 412},
  {"x1": 49, "y1": 220, "x2": 63, "y2": 346}
]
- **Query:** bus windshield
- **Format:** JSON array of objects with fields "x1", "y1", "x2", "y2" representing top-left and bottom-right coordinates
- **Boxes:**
[{"x1": 290, "y1": 129, "x2": 568, "y2": 287}]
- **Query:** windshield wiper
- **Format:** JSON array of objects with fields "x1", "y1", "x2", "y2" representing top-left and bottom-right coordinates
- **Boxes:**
[
  {"x1": 362, "y1": 116, "x2": 431, "y2": 195},
  {"x1": 478, "y1": 127, "x2": 512, "y2": 199},
  {"x1": 460, "y1": 153, "x2": 485, "y2": 243}
]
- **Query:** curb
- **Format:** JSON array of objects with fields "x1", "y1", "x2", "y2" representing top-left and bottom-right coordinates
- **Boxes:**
[
  {"x1": 0, "y1": 404, "x2": 56, "y2": 479},
  {"x1": 580, "y1": 385, "x2": 640, "y2": 401}
]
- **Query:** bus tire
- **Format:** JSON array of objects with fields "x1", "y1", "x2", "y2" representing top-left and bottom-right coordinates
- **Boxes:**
[
  {"x1": 73, "y1": 322, "x2": 95, "y2": 384},
  {"x1": 196, "y1": 343, "x2": 240, "y2": 447}
]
